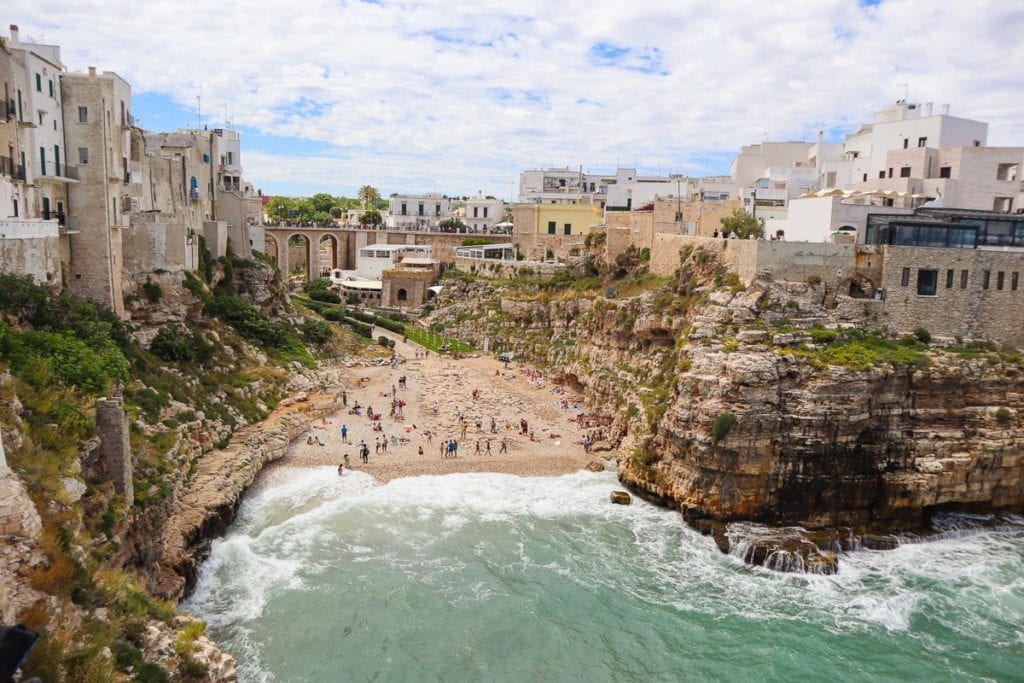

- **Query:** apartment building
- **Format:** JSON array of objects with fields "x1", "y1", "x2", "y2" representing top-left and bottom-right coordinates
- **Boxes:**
[
  {"x1": 386, "y1": 193, "x2": 450, "y2": 229},
  {"x1": 464, "y1": 195, "x2": 505, "y2": 232}
]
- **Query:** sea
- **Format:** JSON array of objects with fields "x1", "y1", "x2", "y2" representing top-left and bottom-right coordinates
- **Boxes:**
[{"x1": 183, "y1": 467, "x2": 1024, "y2": 682}]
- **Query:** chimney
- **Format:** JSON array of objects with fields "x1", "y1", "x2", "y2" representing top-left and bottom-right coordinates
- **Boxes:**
[
  {"x1": 88, "y1": 66, "x2": 96, "y2": 79},
  {"x1": 941, "y1": 104, "x2": 950, "y2": 116},
  {"x1": 9, "y1": 24, "x2": 18, "y2": 44},
  {"x1": 924, "y1": 102, "x2": 933, "y2": 116}
]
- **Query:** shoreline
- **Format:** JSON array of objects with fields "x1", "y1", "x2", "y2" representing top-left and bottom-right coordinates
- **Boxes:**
[{"x1": 272, "y1": 335, "x2": 613, "y2": 484}]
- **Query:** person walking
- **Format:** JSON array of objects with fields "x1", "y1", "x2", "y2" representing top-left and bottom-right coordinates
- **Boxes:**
[
  {"x1": 485, "y1": 439, "x2": 492, "y2": 456},
  {"x1": 441, "y1": 440, "x2": 447, "y2": 459},
  {"x1": 474, "y1": 440, "x2": 481, "y2": 455},
  {"x1": 359, "y1": 440, "x2": 369, "y2": 463},
  {"x1": 499, "y1": 437, "x2": 508, "y2": 454},
  {"x1": 490, "y1": 417, "x2": 496, "y2": 434}
]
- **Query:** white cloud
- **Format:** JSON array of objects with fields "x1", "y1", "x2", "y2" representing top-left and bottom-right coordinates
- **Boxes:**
[{"x1": 8, "y1": 0, "x2": 1024, "y2": 196}]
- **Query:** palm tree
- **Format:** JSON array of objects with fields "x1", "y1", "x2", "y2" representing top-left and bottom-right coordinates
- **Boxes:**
[{"x1": 358, "y1": 185, "x2": 380, "y2": 209}]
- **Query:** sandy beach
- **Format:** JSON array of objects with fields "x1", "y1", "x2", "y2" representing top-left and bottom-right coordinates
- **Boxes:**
[{"x1": 276, "y1": 333, "x2": 612, "y2": 482}]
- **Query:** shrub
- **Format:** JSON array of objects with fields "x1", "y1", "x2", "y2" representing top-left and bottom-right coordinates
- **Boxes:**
[
  {"x1": 806, "y1": 275, "x2": 822, "y2": 286},
  {"x1": 300, "y1": 319, "x2": 332, "y2": 345},
  {"x1": 0, "y1": 321, "x2": 128, "y2": 394},
  {"x1": 149, "y1": 326, "x2": 197, "y2": 362},
  {"x1": 197, "y1": 236, "x2": 214, "y2": 284},
  {"x1": 995, "y1": 407, "x2": 1013, "y2": 424},
  {"x1": 639, "y1": 247, "x2": 651, "y2": 262},
  {"x1": 711, "y1": 412, "x2": 737, "y2": 445},
  {"x1": 378, "y1": 335, "x2": 396, "y2": 348},
  {"x1": 346, "y1": 293, "x2": 360, "y2": 306},
  {"x1": 142, "y1": 281, "x2": 162, "y2": 303},
  {"x1": 182, "y1": 272, "x2": 207, "y2": 300},
  {"x1": 913, "y1": 327, "x2": 932, "y2": 344}
]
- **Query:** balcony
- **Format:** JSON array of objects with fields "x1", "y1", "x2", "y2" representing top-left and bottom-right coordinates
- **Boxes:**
[
  {"x1": 0, "y1": 157, "x2": 26, "y2": 181},
  {"x1": 41, "y1": 209, "x2": 66, "y2": 226},
  {"x1": 37, "y1": 162, "x2": 79, "y2": 183}
]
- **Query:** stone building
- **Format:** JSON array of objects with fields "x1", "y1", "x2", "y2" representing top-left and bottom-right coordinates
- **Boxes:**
[
  {"x1": 60, "y1": 67, "x2": 134, "y2": 317},
  {"x1": 387, "y1": 193, "x2": 450, "y2": 230},
  {"x1": 381, "y1": 261, "x2": 439, "y2": 308},
  {"x1": 511, "y1": 202, "x2": 603, "y2": 260}
]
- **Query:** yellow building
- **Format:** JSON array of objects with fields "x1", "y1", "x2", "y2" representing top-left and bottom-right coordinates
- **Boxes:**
[{"x1": 512, "y1": 203, "x2": 603, "y2": 259}]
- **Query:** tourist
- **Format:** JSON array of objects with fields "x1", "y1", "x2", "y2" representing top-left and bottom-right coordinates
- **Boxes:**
[
  {"x1": 418, "y1": 446, "x2": 424, "y2": 456},
  {"x1": 485, "y1": 439, "x2": 492, "y2": 456},
  {"x1": 475, "y1": 440, "x2": 481, "y2": 455},
  {"x1": 440, "y1": 440, "x2": 447, "y2": 459},
  {"x1": 359, "y1": 440, "x2": 369, "y2": 463},
  {"x1": 490, "y1": 417, "x2": 496, "y2": 434},
  {"x1": 344, "y1": 453, "x2": 350, "y2": 468},
  {"x1": 338, "y1": 463, "x2": 344, "y2": 476},
  {"x1": 499, "y1": 437, "x2": 508, "y2": 454},
  {"x1": 342, "y1": 390, "x2": 348, "y2": 407},
  {"x1": 341, "y1": 424, "x2": 349, "y2": 444}
]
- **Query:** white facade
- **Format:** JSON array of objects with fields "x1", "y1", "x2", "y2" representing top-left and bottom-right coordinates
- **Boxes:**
[
  {"x1": 465, "y1": 196, "x2": 505, "y2": 231},
  {"x1": 351, "y1": 243, "x2": 433, "y2": 281},
  {"x1": 387, "y1": 193, "x2": 450, "y2": 228}
]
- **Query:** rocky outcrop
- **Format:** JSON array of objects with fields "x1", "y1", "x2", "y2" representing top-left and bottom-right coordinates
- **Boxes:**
[
  {"x1": 431, "y1": 259, "x2": 1024, "y2": 556},
  {"x1": 150, "y1": 392, "x2": 343, "y2": 600}
]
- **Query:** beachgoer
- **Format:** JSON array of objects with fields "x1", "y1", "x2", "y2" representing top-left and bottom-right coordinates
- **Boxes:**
[
  {"x1": 485, "y1": 439, "x2": 492, "y2": 456},
  {"x1": 341, "y1": 424, "x2": 349, "y2": 444},
  {"x1": 499, "y1": 437, "x2": 508, "y2": 454},
  {"x1": 344, "y1": 453, "x2": 350, "y2": 468},
  {"x1": 475, "y1": 440, "x2": 481, "y2": 455},
  {"x1": 418, "y1": 446, "x2": 424, "y2": 456},
  {"x1": 338, "y1": 463, "x2": 344, "y2": 476}
]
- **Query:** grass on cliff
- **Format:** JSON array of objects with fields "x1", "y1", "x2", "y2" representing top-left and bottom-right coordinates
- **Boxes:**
[{"x1": 782, "y1": 328, "x2": 930, "y2": 371}]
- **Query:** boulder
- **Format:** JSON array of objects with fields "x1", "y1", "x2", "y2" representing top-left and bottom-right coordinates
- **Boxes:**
[
  {"x1": 585, "y1": 461, "x2": 605, "y2": 472},
  {"x1": 610, "y1": 490, "x2": 632, "y2": 505}
]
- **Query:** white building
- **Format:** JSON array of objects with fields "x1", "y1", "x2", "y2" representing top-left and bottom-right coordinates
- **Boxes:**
[
  {"x1": 464, "y1": 196, "x2": 505, "y2": 232},
  {"x1": 387, "y1": 193, "x2": 450, "y2": 229},
  {"x1": 331, "y1": 243, "x2": 433, "y2": 282}
]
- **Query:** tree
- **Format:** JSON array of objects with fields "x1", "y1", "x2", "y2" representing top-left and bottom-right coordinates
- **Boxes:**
[
  {"x1": 361, "y1": 209, "x2": 382, "y2": 226},
  {"x1": 719, "y1": 208, "x2": 765, "y2": 239},
  {"x1": 439, "y1": 217, "x2": 466, "y2": 232},
  {"x1": 309, "y1": 193, "x2": 336, "y2": 214},
  {"x1": 358, "y1": 185, "x2": 381, "y2": 208},
  {"x1": 266, "y1": 196, "x2": 294, "y2": 223}
]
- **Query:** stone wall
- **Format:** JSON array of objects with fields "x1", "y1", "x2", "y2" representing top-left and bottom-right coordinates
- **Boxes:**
[
  {"x1": 453, "y1": 257, "x2": 567, "y2": 279},
  {"x1": 0, "y1": 219, "x2": 62, "y2": 284},
  {"x1": 878, "y1": 245, "x2": 1024, "y2": 345},
  {"x1": 96, "y1": 397, "x2": 133, "y2": 505},
  {"x1": 123, "y1": 211, "x2": 189, "y2": 275},
  {"x1": 0, "y1": 467, "x2": 41, "y2": 539}
]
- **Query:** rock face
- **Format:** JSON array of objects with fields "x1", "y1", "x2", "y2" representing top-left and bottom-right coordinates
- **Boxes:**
[
  {"x1": 622, "y1": 350, "x2": 1024, "y2": 530},
  {"x1": 431, "y1": 256, "x2": 1024, "y2": 541},
  {"x1": 610, "y1": 490, "x2": 632, "y2": 505},
  {"x1": 150, "y1": 393, "x2": 343, "y2": 600}
]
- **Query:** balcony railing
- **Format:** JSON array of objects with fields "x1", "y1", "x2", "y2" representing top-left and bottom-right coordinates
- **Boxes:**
[
  {"x1": 0, "y1": 157, "x2": 25, "y2": 180},
  {"x1": 38, "y1": 162, "x2": 80, "y2": 180},
  {"x1": 41, "y1": 210, "x2": 67, "y2": 225}
]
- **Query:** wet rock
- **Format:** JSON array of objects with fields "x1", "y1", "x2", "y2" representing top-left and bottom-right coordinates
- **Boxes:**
[
  {"x1": 859, "y1": 533, "x2": 899, "y2": 551},
  {"x1": 585, "y1": 461, "x2": 605, "y2": 472},
  {"x1": 610, "y1": 490, "x2": 632, "y2": 505},
  {"x1": 723, "y1": 523, "x2": 839, "y2": 575}
]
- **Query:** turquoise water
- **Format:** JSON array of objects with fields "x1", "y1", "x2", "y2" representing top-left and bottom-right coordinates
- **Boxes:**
[{"x1": 183, "y1": 468, "x2": 1024, "y2": 682}]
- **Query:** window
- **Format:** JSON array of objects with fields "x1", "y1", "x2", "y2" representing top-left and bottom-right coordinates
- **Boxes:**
[
  {"x1": 997, "y1": 272, "x2": 1005, "y2": 290},
  {"x1": 826, "y1": 171, "x2": 837, "y2": 188},
  {"x1": 878, "y1": 171, "x2": 885, "y2": 179},
  {"x1": 39, "y1": 147, "x2": 46, "y2": 175},
  {"x1": 983, "y1": 270, "x2": 991, "y2": 289},
  {"x1": 996, "y1": 163, "x2": 1018, "y2": 181},
  {"x1": 435, "y1": 204, "x2": 441, "y2": 216},
  {"x1": 863, "y1": 173, "x2": 868, "y2": 182},
  {"x1": 397, "y1": 288, "x2": 407, "y2": 302},
  {"x1": 418, "y1": 203, "x2": 424, "y2": 216},
  {"x1": 917, "y1": 269, "x2": 938, "y2": 296},
  {"x1": 994, "y1": 197, "x2": 1014, "y2": 212},
  {"x1": 473, "y1": 207, "x2": 478, "y2": 217},
  {"x1": 48, "y1": 80, "x2": 54, "y2": 97},
  {"x1": 35, "y1": 73, "x2": 41, "y2": 91},
  {"x1": 918, "y1": 137, "x2": 927, "y2": 147},
  {"x1": 901, "y1": 267, "x2": 910, "y2": 287},
  {"x1": 547, "y1": 221, "x2": 556, "y2": 235},
  {"x1": 1013, "y1": 272, "x2": 1019, "y2": 291},
  {"x1": 38, "y1": 112, "x2": 43, "y2": 125},
  {"x1": 483, "y1": 207, "x2": 488, "y2": 218},
  {"x1": 973, "y1": 140, "x2": 981, "y2": 147},
  {"x1": 401, "y1": 203, "x2": 407, "y2": 215},
  {"x1": 945, "y1": 269, "x2": 954, "y2": 288},
  {"x1": 78, "y1": 106, "x2": 87, "y2": 123},
  {"x1": 939, "y1": 166, "x2": 951, "y2": 178},
  {"x1": 563, "y1": 223, "x2": 571, "y2": 235},
  {"x1": 888, "y1": 168, "x2": 893, "y2": 178},
  {"x1": 900, "y1": 167, "x2": 912, "y2": 178},
  {"x1": 903, "y1": 138, "x2": 909, "y2": 149}
]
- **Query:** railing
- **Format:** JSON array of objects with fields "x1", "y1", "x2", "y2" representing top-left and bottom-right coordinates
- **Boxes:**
[
  {"x1": 39, "y1": 162, "x2": 80, "y2": 180},
  {"x1": 41, "y1": 210, "x2": 66, "y2": 225}
]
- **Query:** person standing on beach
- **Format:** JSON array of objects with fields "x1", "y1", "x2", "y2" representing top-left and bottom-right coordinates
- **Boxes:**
[
  {"x1": 474, "y1": 440, "x2": 481, "y2": 455},
  {"x1": 490, "y1": 417, "x2": 496, "y2": 434},
  {"x1": 338, "y1": 462, "x2": 344, "y2": 476},
  {"x1": 499, "y1": 437, "x2": 508, "y2": 454},
  {"x1": 341, "y1": 424, "x2": 349, "y2": 444},
  {"x1": 342, "y1": 390, "x2": 348, "y2": 407},
  {"x1": 485, "y1": 439, "x2": 492, "y2": 456},
  {"x1": 359, "y1": 440, "x2": 369, "y2": 463},
  {"x1": 440, "y1": 440, "x2": 447, "y2": 459},
  {"x1": 344, "y1": 453, "x2": 350, "y2": 468}
]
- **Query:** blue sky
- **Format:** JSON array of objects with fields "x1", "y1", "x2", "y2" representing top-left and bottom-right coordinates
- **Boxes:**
[{"x1": 9, "y1": 0, "x2": 1024, "y2": 198}]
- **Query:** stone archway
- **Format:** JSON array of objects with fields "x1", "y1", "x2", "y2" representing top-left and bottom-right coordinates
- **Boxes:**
[
  {"x1": 318, "y1": 234, "x2": 339, "y2": 277},
  {"x1": 265, "y1": 234, "x2": 282, "y2": 269},
  {"x1": 397, "y1": 288, "x2": 408, "y2": 302},
  {"x1": 288, "y1": 233, "x2": 314, "y2": 282}
]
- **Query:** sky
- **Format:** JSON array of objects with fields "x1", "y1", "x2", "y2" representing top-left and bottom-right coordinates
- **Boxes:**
[{"x1": 8, "y1": 0, "x2": 1024, "y2": 198}]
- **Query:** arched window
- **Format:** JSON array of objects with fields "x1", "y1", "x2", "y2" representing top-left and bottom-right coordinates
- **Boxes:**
[{"x1": 397, "y1": 288, "x2": 408, "y2": 302}]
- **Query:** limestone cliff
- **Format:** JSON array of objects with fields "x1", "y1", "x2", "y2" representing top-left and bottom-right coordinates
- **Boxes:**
[{"x1": 430, "y1": 249, "x2": 1024, "y2": 545}]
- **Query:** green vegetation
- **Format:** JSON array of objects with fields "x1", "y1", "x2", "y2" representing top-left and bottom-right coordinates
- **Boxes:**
[
  {"x1": 995, "y1": 407, "x2": 1013, "y2": 424},
  {"x1": 206, "y1": 292, "x2": 314, "y2": 366},
  {"x1": 460, "y1": 236, "x2": 491, "y2": 246},
  {"x1": 404, "y1": 326, "x2": 473, "y2": 353},
  {"x1": 785, "y1": 329, "x2": 930, "y2": 371},
  {"x1": 303, "y1": 278, "x2": 342, "y2": 304},
  {"x1": 142, "y1": 281, "x2": 162, "y2": 303},
  {"x1": 719, "y1": 207, "x2": 765, "y2": 239},
  {"x1": 711, "y1": 412, "x2": 737, "y2": 445}
]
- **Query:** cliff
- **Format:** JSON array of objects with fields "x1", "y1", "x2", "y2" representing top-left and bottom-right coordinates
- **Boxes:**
[{"x1": 429, "y1": 248, "x2": 1024, "y2": 568}]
